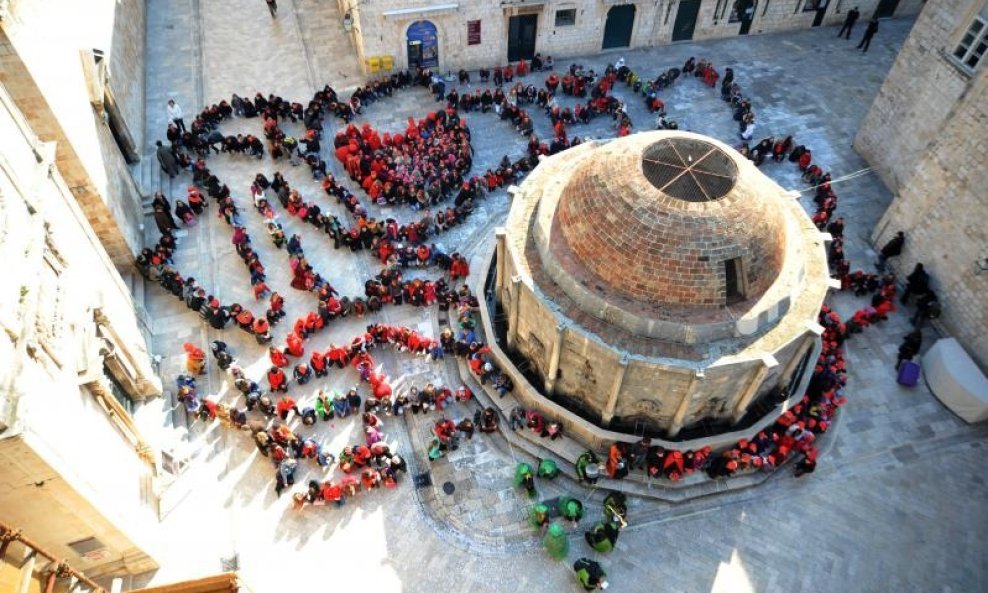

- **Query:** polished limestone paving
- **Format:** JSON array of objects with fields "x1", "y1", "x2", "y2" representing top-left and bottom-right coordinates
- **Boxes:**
[{"x1": 130, "y1": 3, "x2": 986, "y2": 592}]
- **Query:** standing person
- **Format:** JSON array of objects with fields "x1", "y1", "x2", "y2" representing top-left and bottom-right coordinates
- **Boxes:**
[
  {"x1": 167, "y1": 99, "x2": 186, "y2": 133},
  {"x1": 857, "y1": 17, "x2": 879, "y2": 52},
  {"x1": 896, "y1": 329, "x2": 923, "y2": 370},
  {"x1": 838, "y1": 7, "x2": 860, "y2": 40},
  {"x1": 876, "y1": 231, "x2": 904, "y2": 270},
  {"x1": 900, "y1": 263, "x2": 930, "y2": 305},
  {"x1": 152, "y1": 192, "x2": 179, "y2": 233},
  {"x1": 573, "y1": 558, "x2": 609, "y2": 590},
  {"x1": 911, "y1": 290, "x2": 941, "y2": 328},
  {"x1": 265, "y1": 0, "x2": 277, "y2": 17},
  {"x1": 156, "y1": 141, "x2": 180, "y2": 178}
]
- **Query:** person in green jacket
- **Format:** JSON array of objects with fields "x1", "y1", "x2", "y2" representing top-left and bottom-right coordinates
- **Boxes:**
[
  {"x1": 573, "y1": 557, "x2": 608, "y2": 590},
  {"x1": 542, "y1": 523, "x2": 569, "y2": 560},
  {"x1": 514, "y1": 462, "x2": 537, "y2": 498},
  {"x1": 603, "y1": 490, "x2": 628, "y2": 527},
  {"x1": 528, "y1": 503, "x2": 550, "y2": 530},
  {"x1": 576, "y1": 450, "x2": 601, "y2": 484},
  {"x1": 314, "y1": 389, "x2": 334, "y2": 421},
  {"x1": 537, "y1": 458, "x2": 559, "y2": 479},
  {"x1": 584, "y1": 520, "x2": 620, "y2": 553},
  {"x1": 558, "y1": 496, "x2": 584, "y2": 526}
]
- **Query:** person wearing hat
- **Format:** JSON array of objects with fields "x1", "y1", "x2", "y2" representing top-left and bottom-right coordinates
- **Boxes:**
[
  {"x1": 559, "y1": 496, "x2": 584, "y2": 526},
  {"x1": 573, "y1": 558, "x2": 608, "y2": 590},
  {"x1": 514, "y1": 462, "x2": 537, "y2": 498},
  {"x1": 528, "y1": 503, "x2": 550, "y2": 531}
]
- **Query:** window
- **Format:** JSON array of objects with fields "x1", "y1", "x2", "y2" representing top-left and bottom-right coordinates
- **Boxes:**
[
  {"x1": 103, "y1": 363, "x2": 135, "y2": 414},
  {"x1": 802, "y1": 0, "x2": 829, "y2": 12},
  {"x1": 724, "y1": 258, "x2": 745, "y2": 304},
  {"x1": 555, "y1": 8, "x2": 576, "y2": 27},
  {"x1": 953, "y1": 7, "x2": 988, "y2": 72}
]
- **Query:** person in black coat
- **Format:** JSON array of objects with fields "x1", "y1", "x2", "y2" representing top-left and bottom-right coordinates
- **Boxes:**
[
  {"x1": 896, "y1": 330, "x2": 923, "y2": 370},
  {"x1": 877, "y1": 231, "x2": 904, "y2": 268},
  {"x1": 838, "y1": 7, "x2": 860, "y2": 40},
  {"x1": 901, "y1": 263, "x2": 930, "y2": 304},
  {"x1": 857, "y1": 17, "x2": 879, "y2": 52}
]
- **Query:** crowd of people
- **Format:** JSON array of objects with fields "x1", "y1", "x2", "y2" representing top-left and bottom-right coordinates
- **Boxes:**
[
  {"x1": 146, "y1": 51, "x2": 942, "y2": 588},
  {"x1": 174, "y1": 316, "x2": 513, "y2": 505}
]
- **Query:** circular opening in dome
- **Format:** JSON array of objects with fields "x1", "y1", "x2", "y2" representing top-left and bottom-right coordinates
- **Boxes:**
[{"x1": 641, "y1": 138, "x2": 738, "y2": 202}]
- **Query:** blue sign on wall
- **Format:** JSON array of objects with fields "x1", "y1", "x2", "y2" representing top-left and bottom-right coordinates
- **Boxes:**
[{"x1": 407, "y1": 20, "x2": 439, "y2": 68}]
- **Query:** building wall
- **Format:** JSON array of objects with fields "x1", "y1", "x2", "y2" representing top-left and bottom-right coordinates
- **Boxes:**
[
  {"x1": 870, "y1": 76, "x2": 988, "y2": 369},
  {"x1": 0, "y1": 0, "x2": 147, "y2": 266},
  {"x1": 343, "y1": 0, "x2": 923, "y2": 75},
  {"x1": 854, "y1": 0, "x2": 974, "y2": 192},
  {"x1": 108, "y1": 0, "x2": 148, "y2": 153},
  {"x1": 858, "y1": 0, "x2": 988, "y2": 370},
  {"x1": 0, "y1": 82, "x2": 161, "y2": 576},
  {"x1": 0, "y1": 438, "x2": 158, "y2": 577}
]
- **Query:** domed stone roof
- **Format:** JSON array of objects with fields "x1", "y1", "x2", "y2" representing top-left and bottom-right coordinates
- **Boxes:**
[{"x1": 551, "y1": 133, "x2": 787, "y2": 311}]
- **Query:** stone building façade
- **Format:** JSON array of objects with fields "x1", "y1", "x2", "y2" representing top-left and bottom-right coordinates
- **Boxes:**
[
  {"x1": 337, "y1": 0, "x2": 924, "y2": 75},
  {"x1": 855, "y1": 0, "x2": 988, "y2": 370},
  {"x1": 0, "y1": 0, "x2": 165, "y2": 583}
]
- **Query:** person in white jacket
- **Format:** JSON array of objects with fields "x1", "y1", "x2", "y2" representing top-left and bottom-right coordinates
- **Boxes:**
[{"x1": 167, "y1": 99, "x2": 186, "y2": 133}]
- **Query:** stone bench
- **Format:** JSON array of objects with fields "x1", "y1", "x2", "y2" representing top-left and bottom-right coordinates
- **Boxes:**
[{"x1": 922, "y1": 338, "x2": 988, "y2": 423}]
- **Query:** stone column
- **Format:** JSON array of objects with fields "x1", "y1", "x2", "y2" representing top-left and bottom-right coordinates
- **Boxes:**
[
  {"x1": 667, "y1": 369, "x2": 704, "y2": 438},
  {"x1": 731, "y1": 354, "x2": 779, "y2": 425},
  {"x1": 544, "y1": 322, "x2": 568, "y2": 395},
  {"x1": 601, "y1": 355, "x2": 629, "y2": 425},
  {"x1": 506, "y1": 276, "x2": 522, "y2": 351},
  {"x1": 16, "y1": 552, "x2": 36, "y2": 593},
  {"x1": 780, "y1": 334, "x2": 815, "y2": 392},
  {"x1": 494, "y1": 229, "x2": 507, "y2": 302}
]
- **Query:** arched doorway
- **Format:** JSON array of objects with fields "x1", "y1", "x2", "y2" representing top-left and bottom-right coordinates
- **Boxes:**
[
  {"x1": 602, "y1": 4, "x2": 636, "y2": 49},
  {"x1": 407, "y1": 20, "x2": 439, "y2": 69}
]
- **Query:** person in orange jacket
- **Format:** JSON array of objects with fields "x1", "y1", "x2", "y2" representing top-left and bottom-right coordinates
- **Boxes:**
[{"x1": 184, "y1": 342, "x2": 206, "y2": 375}]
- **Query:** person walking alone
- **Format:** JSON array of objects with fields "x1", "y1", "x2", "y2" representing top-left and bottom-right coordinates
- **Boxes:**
[
  {"x1": 838, "y1": 7, "x2": 860, "y2": 40},
  {"x1": 857, "y1": 17, "x2": 879, "y2": 52},
  {"x1": 265, "y1": 0, "x2": 277, "y2": 17},
  {"x1": 167, "y1": 99, "x2": 186, "y2": 133},
  {"x1": 156, "y1": 140, "x2": 180, "y2": 178}
]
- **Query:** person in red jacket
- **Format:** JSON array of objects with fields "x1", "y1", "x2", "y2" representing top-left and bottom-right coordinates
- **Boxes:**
[
  {"x1": 269, "y1": 346, "x2": 290, "y2": 368},
  {"x1": 286, "y1": 331, "x2": 305, "y2": 357},
  {"x1": 327, "y1": 344, "x2": 349, "y2": 368},
  {"x1": 267, "y1": 291, "x2": 285, "y2": 325},
  {"x1": 276, "y1": 395, "x2": 300, "y2": 420},
  {"x1": 450, "y1": 254, "x2": 469, "y2": 281},
  {"x1": 267, "y1": 366, "x2": 288, "y2": 392},
  {"x1": 252, "y1": 317, "x2": 272, "y2": 344},
  {"x1": 321, "y1": 481, "x2": 344, "y2": 506},
  {"x1": 310, "y1": 350, "x2": 328, "y2": 378}
]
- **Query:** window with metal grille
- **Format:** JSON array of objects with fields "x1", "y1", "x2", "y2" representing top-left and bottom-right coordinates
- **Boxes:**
[
  {"x1": 641, "y1": 138, "x2": 738, "y2": 202},
  {"x1": 953, "y1": 8, "x2": 988, "y2": 72},
  {"x1": 555, "y1": 8, "x2": 576, "y2": 27}
]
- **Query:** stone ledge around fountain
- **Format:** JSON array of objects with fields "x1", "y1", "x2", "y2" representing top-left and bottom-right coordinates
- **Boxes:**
[{"x1": 456, "y1": 238, "x2": 844, "y2": 503}]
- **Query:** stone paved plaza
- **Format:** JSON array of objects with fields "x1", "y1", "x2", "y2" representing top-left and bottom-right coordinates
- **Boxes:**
[{"x1": 129, "y1": 2, "x2": 987, "y2": 592}]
